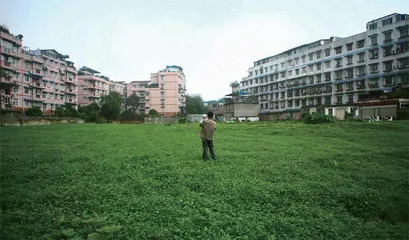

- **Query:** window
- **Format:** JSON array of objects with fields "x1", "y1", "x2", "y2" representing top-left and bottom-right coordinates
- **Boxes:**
[
  {"x1": 295, "y1": 58, "x2": 299, "y2": 65},
  {"x1": 325, "y1": 61, "x2": 330, "y2": 68},
  {"x1": 398, "y1": 27, "x2": 409, "y2": 38},
  {"x1": 357, "y1": 80, "x2": 365, "y2": 89},
  {"x1": 309, "y1": 76, "x2": 314, "y2": 84},
  {"x1": 369, "y1": 49, "x2": 378, "y2": 59},
  {"x1": 280, "y1": 62, "x2": 285, "y2": 68},
  {"x1": 357, "y1": 66, "x2": 366, "y2": 76},
  {"x1": 335, "y1": 46, "x2": 342, "y2": 54},
  {"x1": 358, "y1": 53, "x2": 365, "y2": 62},
  {"x1": 382, "y1": 18, "x2": 393, "y2": 26},
  {"x1": 383, "y1": 61, "x2": 393, "y2": 72},
  {"x1": 13, "y1": 87, "x2": 18, "y2": 93},
  {"x1": 325, "y1": 48, "x2": 330, "y2": 57},
  {"x1": 60, "y1": 95, "x2": 64, "y2": 100},
  {"x1": 335, "y1": 58, "x2": 342, "y2": 67},
  {"x1": 348, "y1": 95, "x2": 353, "y2": 103},
  {"x1": 309, "y1": 53, "x2": 313, "y2": 61},
  {"x1": 309, "y1": 65, "x2": 313, "y2": 72},
  {"x1": 356, "y1": 40, "x2": 365, "y2": 48},
  {"x1": 42, "y1": 93, "x2": 46, "y2": 99},
  {"x1": 384, "y1": 31, "x2": 392, "y2": 42},
  {"x1": 24, "y1": 61, "x2": 30, "y2": 69},
  {"x1": 370, "y1": 35, "x2": 378, "y2": 46},
  {"x1": 346, "y1": 68, "x2": 353, "y2": 78},
  {"x1": 368, "y1": 22, "x2": 377, "y2": 30},
  {"x1": 296, "y1": 69, "x2": 299, "y2": 75},
  {"x1": 301, "y1": 56, "x2": 306, "y2": 63},
  {"x1": 346, "y1": 55, "x2": 353, "y2": 65},
  {"x1": 24, "y1": 76, "x2": 31, "y2": 82},
  {"x1": 83, "y1": 97, "x2": 87, "y2": 102},
  {"x1": 337, "y1": 95, "x2": 343, "y2": 103},
  {"x1": 12, "y1": 98, "x2": 19, "y2": 106},
  {"x1": 335, "y1": 70, "x2": 343, "y2": 80},
  {"x1": 383, "y1": 46, "x2": 393, "y2": 56},
  {"x1": 316, "y1": 63, "x2": 321, "y2": 71},
  {"x1": 324, "y1": 72, "x2": 331, "y2": 81},
  {"x1": 384, "y1": 76, "x2": 393, "y2": 85},
  {"x1": 316, "y1": 51, "x2": 321, "y2": 59},
  {"x1": 42, "y1": 81, "x2": 47, "y2": 87},
  {"x1": 4, "y1": 97, "x2": 10, "y2": 104},
  {"x1": 24, "y1": 88, "x2": 30, "y2": 94},
  {"x1": 316, "y1": 74, "x2": 321, "y2": 83},
  {"x1": 25, "y1": 101, "x2": 30, "y2": 107},
  {"x1": 346, "y1": 43, "x2": 353, "y2": 51}
]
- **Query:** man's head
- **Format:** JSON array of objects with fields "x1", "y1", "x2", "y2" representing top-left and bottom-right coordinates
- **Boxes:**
[{"x1": 207, "y1": 111, "x2": 214, "y2": 119}]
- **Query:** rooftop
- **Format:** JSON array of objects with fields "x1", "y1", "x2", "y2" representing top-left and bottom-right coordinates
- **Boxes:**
[{"x1": 80, "y1": 66, "x2": 100, "y2": 75}]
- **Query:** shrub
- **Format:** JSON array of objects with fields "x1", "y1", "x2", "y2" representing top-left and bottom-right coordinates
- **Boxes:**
[
  {"x1": 397, "y1": 110, "x2": 409, "y2": 120},
  {"x1": 178, "y1": 117, "x2": 187, "y2": 124},
  {"x1": 302, "y1": 113, "x2": 335, "y2": 124},
  {"x1": 25, "y1": 106, "x2": 43, "y2": 117}
]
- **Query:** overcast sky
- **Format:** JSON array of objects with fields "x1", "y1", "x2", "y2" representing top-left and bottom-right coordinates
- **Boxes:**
[{"x1": 1, "y1": 0, "x2": 407, "y2": 100}]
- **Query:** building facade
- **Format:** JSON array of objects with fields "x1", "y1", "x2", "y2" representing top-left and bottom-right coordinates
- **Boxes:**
[
  {"x1": 77, "y1": 66, "x2": 111, "y2": 106},
  {"x1": 239, "y1": 13, "x2": 409, "y2": 120},
  {"x1": 1, "y1": 26, "x2": 78, "y2": 113},
  {"x1": 124, "y1": 65, "x2": 187, "y2": 116}
]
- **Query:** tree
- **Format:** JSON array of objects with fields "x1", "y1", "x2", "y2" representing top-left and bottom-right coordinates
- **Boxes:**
[
  {"x1": 148, "y1": 109, "x2": 159, "y2": 117},
  {"x1": 0, "y1": 67, "x2": 18, "y2": 111},
  {"x1": 78, "y1": 103, "x2": 100, "y2": 122},
  {"x1": 100, "y1": 92, "x2": 122, "y2": 121},
  {"x1": 125, "y1": 93, "x2": 140, "y2": 115},
  {"x1": 25, "y1": 106, "x2": 43, "y2": 117},
  {"x1": 229, "y1": 81, "x2": 240, "y2": 92},
  {"x1": 186, "y1": 94, "x2": 206, "y2": 114},
  {"x1": 54, "y1": 104, "x2": 78, "y2": 117}
]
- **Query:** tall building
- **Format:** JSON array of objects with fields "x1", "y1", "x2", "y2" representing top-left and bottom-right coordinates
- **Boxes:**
[
  {"x1": 124, "y1": 65, "x2": 187, "y2": 116},
  {"x1": 1, "y1": 25, "x2": 78, "y2": 112},
  {"x1": 77, "y1": 66, "x2": 110, "y2": 106},
  {"x1": 149, "y1": 65, "x2": 187, "y2": 117},
  {"x1": 240, "y1": 13, "x2": 409, "y2": 120}
]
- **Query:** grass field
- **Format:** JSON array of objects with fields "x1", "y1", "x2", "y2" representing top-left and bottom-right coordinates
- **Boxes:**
[{"x1": 1, "y1": 122, "x2": 409, "y2": 239}]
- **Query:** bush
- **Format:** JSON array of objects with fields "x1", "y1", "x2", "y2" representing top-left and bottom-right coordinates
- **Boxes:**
[
  {"x1": 178, "y1": 117, "x2": 187, "y2": 124},
  {"x1": 397, "y1": 110, "x2": 409, "y2": 120},
  {"x1": 302, "y1": 113, "x2": 335, "y2": 124},
  {"x1": 25, "y1": 106, "x2": 43, "y2": 117},
  {"x1": 121, "y1": 109, "x2": 136, "y2": 121}
]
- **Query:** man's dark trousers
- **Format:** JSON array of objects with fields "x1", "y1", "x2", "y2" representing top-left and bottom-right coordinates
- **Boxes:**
[{"x1": 202, "y1": 139, "x2": 216, "y2": 160}]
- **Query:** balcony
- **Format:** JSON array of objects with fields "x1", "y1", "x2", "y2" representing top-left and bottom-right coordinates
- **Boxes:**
[
  {"x1": 370, "y1": 69, "x2": 379, "y2": 74},
  {"x1": 384, "y1": 38, "x2": 393, "y2": 43},
  {"x1": 345, "y1": 87, "x2": 354, "y2": 92},
  {"x1": 0, "y1": 32, "x2": 22, "y2": 46},
  {"x1": 368, "y1": 83, "x2": 379, "y2": 88},
  {"x1": 356, "y1": 72, "x2": 366, "y2": 77},
  {"x1": 356, "y1": 85, "x2": 366, "y2": 89},
  {"x1": 335, "y1": 88, "x2": 344, "y2": 92},
  {"x1": 383, "y1": 67, "x2": 393, "y2": 72}
]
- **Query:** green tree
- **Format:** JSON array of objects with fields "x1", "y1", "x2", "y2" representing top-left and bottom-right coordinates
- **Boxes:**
[
  {"x1": 100, "y1": 92, "x2": 122, "y2": 121},
  {"x1": 53, "y1": 104, "x2": 78, "y2": 117},
  {"x1": 54, "y1": 106, "x2": 67, "y2": 117},
  {"x1": 0, "y1": 67, "x2": 18, "y2": 111},
  {"x1": 148, "y1": 109, "x2": 159, "y2": 117},
  {"x1": 121, "y1": 109, "x2": 136, "y2": 121},
  {"x1": 78, "y1": 103, "x2": 100, "y2": 122},
  {"x1": 229, "y1": 81, "x2": 240, "y2": 92},
  {"x1": 186, "y1": 94, "x2": 206, "y2": 114},
  {"x1": 125, "y1": 93, "x2": 140, "y2": 115},
  {"x1": 25, "y1": 106, "x2": 43, "y2": 117}
]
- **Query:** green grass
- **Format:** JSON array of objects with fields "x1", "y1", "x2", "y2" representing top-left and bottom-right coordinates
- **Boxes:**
[{"x1": 1, "y1": 122, "x2": 409, "y2": 239}]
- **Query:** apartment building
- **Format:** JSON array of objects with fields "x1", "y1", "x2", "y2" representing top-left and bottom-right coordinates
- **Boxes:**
[
  {"x1": 1, "y1": 26, "x2": 78, "y2": 112},
  {"x1": 109, "y1": 81, "x2": 126, "y2": 96},
  {"x1": 124, "y1": 65, "x2": 187, "y2": 116},
  {"x1": 149, "y1": 65, "x2": 187, "y2": 117},
  {"x1": 77, "y1": 66, "x2": 110, "y2": 106},
  {"x1": 240, "y1": 13, "x2": 409, "y2": 120},
  {"x1": 126, "y1": 80, "x2": 151, "y2": 114}
]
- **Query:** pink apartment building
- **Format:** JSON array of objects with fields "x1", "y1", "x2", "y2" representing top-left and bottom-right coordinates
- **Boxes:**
[
  {"x1": 1, "y1": 27, "x2": 78, "y2": 113},
  {"x1": 124, "y1": 66, "x2": 187, "y2": 116},
  {"x1": 149, "y1": 65, "x2": 187, "y2": 117},
  {"x1": 77, "y1": 66, "x2": 110, "y2": 106}
]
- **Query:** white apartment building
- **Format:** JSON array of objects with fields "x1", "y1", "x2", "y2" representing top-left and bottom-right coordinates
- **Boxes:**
[{"x1": 240, "y1": 13, "x2": 409, "y2": 120}]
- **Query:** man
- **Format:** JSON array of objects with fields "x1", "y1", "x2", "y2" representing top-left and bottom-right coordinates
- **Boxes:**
[{"x1": 199, "y1": 111, "x2": 217, "y2": 161}]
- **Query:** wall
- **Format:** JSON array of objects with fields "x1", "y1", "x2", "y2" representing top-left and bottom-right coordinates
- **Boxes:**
[{"x1": 0, "y1": 116, "x2": 84, "y2": 126}]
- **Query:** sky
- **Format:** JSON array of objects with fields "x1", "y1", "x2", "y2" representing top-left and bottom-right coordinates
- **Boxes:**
[{"x1": 1, "y1": 0, "x2": 408, "y2": 101}]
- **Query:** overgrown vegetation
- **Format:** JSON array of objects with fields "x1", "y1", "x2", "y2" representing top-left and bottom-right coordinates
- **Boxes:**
[
  {"x1": 302, "y1": 113, "x2": 335, "y2": 124},
  {"x1": 1, "y1": 122, "x2": 408, "y2": 239}
]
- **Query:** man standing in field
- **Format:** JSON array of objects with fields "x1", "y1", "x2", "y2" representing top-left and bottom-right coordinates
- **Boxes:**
[{"x1": 199, "y1": 111, "x2": 217, "y2": 161}]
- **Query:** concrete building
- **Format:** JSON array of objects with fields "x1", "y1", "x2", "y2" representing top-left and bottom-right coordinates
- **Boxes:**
[
  {"x1": 220, "y1": 92, "x2": 259, "y2": 121},
  {"x1": 149, "y1": 65, "x2": 187, "y2": 117},
  {"x1": 77, "y1": 66, "x2": 110, "y2": 106},
  {"x1": 1, "y1": 25, "x2": 78, "y2": 113},
  {"x1": 126, "y1": 80, "x2": 151, "y2": 114},
  {"x1": 239, "y1": 13, "x2": 409, "y2": 120}
]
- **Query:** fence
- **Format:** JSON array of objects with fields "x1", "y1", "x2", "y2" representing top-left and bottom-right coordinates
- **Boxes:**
[
  {"x1": 144, "y1": 117, "x2": 179, "y2": 124},
  {"x1": 0, "y1": 115, "x2": 84, "y2": 126}
]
